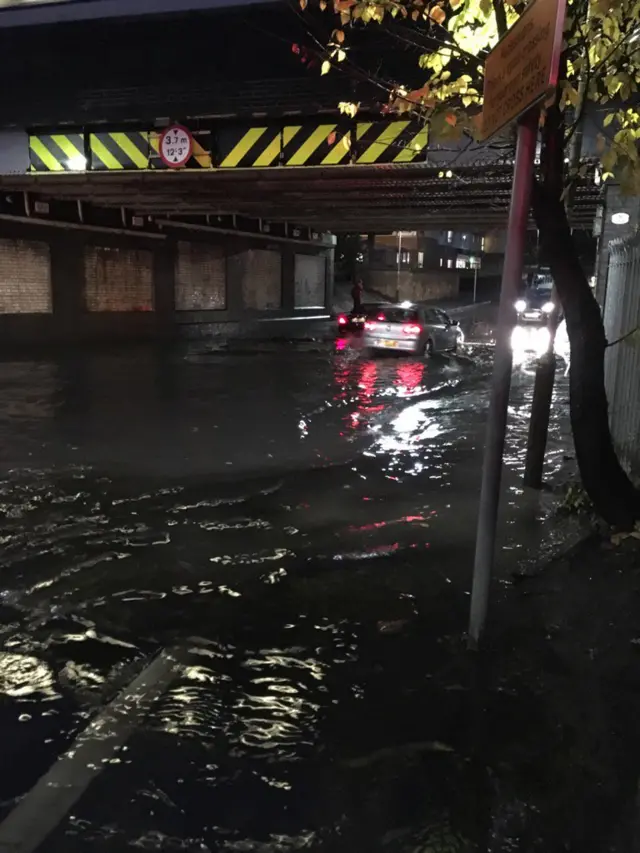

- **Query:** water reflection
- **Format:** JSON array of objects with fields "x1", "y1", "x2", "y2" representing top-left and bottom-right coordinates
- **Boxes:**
[
  {"x1": 0, "y1": 332, "x2": 587, "y2": 850},
  {"x1": 0, "y1": 652, "x2": 57, "y2": 699}
]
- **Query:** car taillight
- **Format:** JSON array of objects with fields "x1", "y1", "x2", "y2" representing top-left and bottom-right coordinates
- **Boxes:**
[
  {"x1": 338, "y1": 315, "x2": 347, "y2": 325},
  {"x1": 364, "y1": 321, "x2": 377, "y2": 331},
  {"x1": 403, "y1": 324, "x2": 422, "y2": 335},
  {"x1": 376, "y1": 314, "x2": 386, "y2": 321}
]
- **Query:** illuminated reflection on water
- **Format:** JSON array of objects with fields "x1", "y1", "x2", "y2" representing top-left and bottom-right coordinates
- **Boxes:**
[{"x1": 0, "y1": 334, "x2": 582, "y2": 847}]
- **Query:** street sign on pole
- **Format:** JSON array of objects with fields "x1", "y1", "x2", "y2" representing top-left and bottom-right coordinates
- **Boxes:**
[
  {"x1": 159, "y1": 124, "x2": 193, "y2": 169},
  {"x1": 479, "y1": 0, "x2": 566, "y2": 142},
  {"x1": 469, "y1": 0, "x2": 567, "y2": 647}
]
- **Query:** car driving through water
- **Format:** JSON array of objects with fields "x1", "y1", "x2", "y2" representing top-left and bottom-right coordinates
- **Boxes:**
[
  {"x1": 515, "y1": 283, "x2": 560, "y2": 326},
  {"x1": 363, "y1": 302, "x2": 463, "y2": 356},
  {"x1": 336, "y1": 303, "x2": 387, "y2": 333}
]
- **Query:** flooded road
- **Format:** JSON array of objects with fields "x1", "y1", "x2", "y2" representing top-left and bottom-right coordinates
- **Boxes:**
[{"x1": 0, "y1": 315, "x2": 583, "y2": 851}]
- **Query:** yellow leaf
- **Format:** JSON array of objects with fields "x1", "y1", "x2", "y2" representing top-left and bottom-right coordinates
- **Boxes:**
[
  {"x1": 429, "y1": 5, "x2": 446, "y2": 24},
  {"x1": 337, "y1": 48, "x2": 346, "y2": 61},
  {"x1": 319, "y1": 0, "x2": 326, "y2": 8},
  {"x1": 603, "y1": 112, "x2": 615, "y2": 127},
  {"x1": 338, "y1": 100, "x2": 359, "y2": 117},
  {"x1": 321, "y1": 60, "x2": 331, "y2": 75},
  {"x1": 342, "y1": 134, "x2": 352, "y2": 151}
]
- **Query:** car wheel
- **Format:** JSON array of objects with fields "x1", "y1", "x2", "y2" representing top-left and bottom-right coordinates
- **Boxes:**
[{"x1": 425, "y1": 338, "x2": 434, "y2": 357}]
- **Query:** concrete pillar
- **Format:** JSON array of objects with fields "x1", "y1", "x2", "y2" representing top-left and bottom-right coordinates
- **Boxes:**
[
  {"x1": 225, "y1": 238, "x2": 247, "y2": 319},
  {"x1": 366, "y1": 233, "x2": 375, "y2": 290},
  {"x1": 50, "y1": 235, "x2": 84, "y2": 340},
  {"x1": 281, "y1": 245, "x2": 295, "y2": 313},
  {"x1": 153, "y1": 240, "x2": 176, "y2": 338},
  {"x1": 325, "y1": 245, "x2": 335, "y2": 311}
]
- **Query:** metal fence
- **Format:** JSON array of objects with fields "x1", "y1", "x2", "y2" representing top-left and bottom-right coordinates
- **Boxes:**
[{"x1": 603, "y1": 234, "x2": 640, "y2": 477}]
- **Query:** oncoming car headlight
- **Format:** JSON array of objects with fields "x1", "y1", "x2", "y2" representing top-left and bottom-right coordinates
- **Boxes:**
[
  {"x1": 542, "y1": 301, "x2": 555, "y2": 314},
  {"x1": 515, "y1": 299, "x2": 527, "y2": 313}
]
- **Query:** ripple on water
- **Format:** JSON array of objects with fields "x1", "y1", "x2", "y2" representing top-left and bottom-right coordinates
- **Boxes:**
[{"x1": 0, "y1": 652, "x2": 58, "y2": 699}]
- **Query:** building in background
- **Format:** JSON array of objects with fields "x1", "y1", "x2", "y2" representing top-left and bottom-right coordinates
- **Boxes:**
[{"x1": 339, "y1": 230, "x2": 500, "y2": 304}]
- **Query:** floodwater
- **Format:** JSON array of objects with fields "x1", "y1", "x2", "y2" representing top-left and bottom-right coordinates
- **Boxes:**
[{"x1": 0, "y1": 314, "x2": 586, "y2": 852}]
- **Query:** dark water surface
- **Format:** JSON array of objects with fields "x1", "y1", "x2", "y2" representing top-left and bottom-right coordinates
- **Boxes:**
[{"x1": 0, "y1": 323, "x2": 584, "y2": 851}]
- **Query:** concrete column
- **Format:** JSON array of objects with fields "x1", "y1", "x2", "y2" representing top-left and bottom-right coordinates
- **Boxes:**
[
  {"x1": 50, "y1": 235, "x2": 85, "y2": 341},
  {"x1": 324, "y1": 246, "x2": 335, "y2": 311},
  {"x1": 366, "y1": 233, "x2": 375, "y2": 290},
  {"x1": 153, "y1": 240, "x2": 176, "y2": 338},
  {"x1": 225, "y1": 238, "x2": 247, "y2": 319},
  {"x1": 281, "y1": 245, "x2": 295, "y2": 313}
]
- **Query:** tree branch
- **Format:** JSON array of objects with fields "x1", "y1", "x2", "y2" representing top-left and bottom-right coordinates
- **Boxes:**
[{"x1": 492, "y1": 0, "x2": 507, "y2": 39}]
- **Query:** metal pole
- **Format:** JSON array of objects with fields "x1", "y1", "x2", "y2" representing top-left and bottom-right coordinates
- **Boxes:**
[
  {"x1": 468, "y1": 111, "x2": 539, "y2": 647},
  {"x1": 473, "y1": 266, "x2": 478, "y2": 304},
  {"x1": 397, "y1": 231, "x2": 402, "y2": 300}
]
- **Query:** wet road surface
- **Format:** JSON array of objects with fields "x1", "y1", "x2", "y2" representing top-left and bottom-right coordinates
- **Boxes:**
[{"x1": 0, "y1": 313, "x2": 583, "y2": 851}]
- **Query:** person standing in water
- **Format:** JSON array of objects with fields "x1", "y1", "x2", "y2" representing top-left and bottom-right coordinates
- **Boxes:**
[{"x1": 351, "y1": 277, "x2": 364, "y2": 313}]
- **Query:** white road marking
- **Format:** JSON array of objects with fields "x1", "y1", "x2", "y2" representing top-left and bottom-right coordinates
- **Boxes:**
[{"x1": 0, "y1": 647, "x2": 185, "y2": 853}]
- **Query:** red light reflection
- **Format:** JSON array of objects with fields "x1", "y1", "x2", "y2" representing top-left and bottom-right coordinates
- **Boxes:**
[
  {"x1": 395, "y1": 362, "x2": 424, "y2": 395},
  {"x1": 358, "y1": 362, "x2": 378, "y2": 403}
]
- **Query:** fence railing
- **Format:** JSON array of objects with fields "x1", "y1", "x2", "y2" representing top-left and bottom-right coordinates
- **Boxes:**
[{"x1": 604, "y1": 234, "x2": 640, "y2": 477}]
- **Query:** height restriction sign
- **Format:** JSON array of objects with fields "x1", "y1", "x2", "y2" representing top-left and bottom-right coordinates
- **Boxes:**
[{"x1": 158, "y1": 124, "x2": 193, "y2": 168}]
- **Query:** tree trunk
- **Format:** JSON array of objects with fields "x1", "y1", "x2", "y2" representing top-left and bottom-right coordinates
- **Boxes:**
[{"x1": 532, "y1": 182, "x2": 640, "y2": 528}]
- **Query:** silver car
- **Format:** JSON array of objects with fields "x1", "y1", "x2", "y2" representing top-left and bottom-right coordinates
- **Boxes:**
[{"x1": 363, "y1": 303, "x2": 462, "y2": 356}]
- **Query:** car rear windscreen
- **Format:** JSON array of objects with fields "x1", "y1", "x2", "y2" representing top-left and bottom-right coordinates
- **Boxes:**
[{"x1": 376, "y1": 308, "x2": 419, "y2": 323}]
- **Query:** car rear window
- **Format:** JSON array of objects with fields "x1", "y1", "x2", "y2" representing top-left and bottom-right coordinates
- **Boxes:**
[{"x1": 376, "y1": 308, "x2": 420, "y2": 323}]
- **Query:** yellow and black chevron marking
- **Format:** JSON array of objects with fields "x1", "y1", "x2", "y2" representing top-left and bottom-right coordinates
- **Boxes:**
[
  {"x1": 90, "y1": 132, "x2": 150, "y2": 170},
  {"x1": 217, "y1": 120, "x2": 429, "y2": 168},
  {"x1": 149, "y1": 131, "x2": 212, "y2": 169},
  {"x1": 355, "y1": 121, "x2": 429, "y2": 165},
  {"x1": 29, "y1": 133, "x2": 86, "y2": 172},
  {"x1": 28, "y1": 120, "x2": 429, "y2": 172}
]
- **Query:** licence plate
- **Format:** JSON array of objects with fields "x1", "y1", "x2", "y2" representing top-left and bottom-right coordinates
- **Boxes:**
[
  {"x1": 382, "y1": 340, "x2": 397, "y2": 348},
  {"x1": 524, "y1": 312, "x2": 541, "y2": 319}
]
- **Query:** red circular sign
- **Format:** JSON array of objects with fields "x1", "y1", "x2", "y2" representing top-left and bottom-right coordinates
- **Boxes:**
[{"x1": 159, "y1": 124, "x2": 193, "y2": 168}]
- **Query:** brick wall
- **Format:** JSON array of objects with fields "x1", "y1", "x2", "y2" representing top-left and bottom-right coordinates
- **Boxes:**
[
  {"x1": 0, "y1": 237, "x2": 52, "y2": 313},
  {"x1": 175, "y1": 241, "x2": 226, "y2": 311},
  {"x1": 238, "y1": 248, "x2": 282, "y2": 311},
  {"x1": 0, "y1": 218, "x2": 332, "y2": 345},
  {"x1": 369, "y1": 269, "x2": 460, "y2": 303},
  {"x1": 84, "y1": 245, "x2": 154, "y2": 312}
]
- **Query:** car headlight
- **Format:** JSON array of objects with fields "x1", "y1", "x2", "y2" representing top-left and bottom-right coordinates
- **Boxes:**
[
  {"x1": 542, "y1": 301, "x2": 555, "y2": 314},
  {"x1": 515, "y1": 300, "x2": 527, "y2": 313}
]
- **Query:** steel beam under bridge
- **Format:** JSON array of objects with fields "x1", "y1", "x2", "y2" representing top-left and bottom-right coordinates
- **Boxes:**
[
  {"x1": 23, "y1": 119, "x2": 429, "y2": 174},
  {"x1": 0, "y1": 0, "x2": 273, "y2": 28}
]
